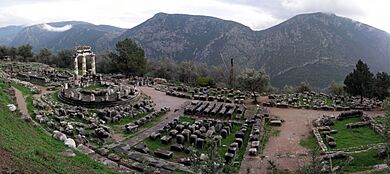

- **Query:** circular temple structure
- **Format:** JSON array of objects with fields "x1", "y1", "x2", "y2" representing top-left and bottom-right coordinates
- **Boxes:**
[
  {"x1": 58, "y1": 46, "x2": 141, "y2": 108},
  {"x1": 58, "y1": 81, "x2": 140, "y2": 108}
]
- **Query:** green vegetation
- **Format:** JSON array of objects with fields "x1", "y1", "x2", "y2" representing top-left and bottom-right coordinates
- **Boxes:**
[
  {"x1": 0, "y1": 45, "x2": 73, "y2": 68},
  {"x1": 103, "y1": 38, "x2": 147, "y2": 76},
  {"x1": 196, "y1": 76, "x2": 214, "y2": 87},
  {"x1": 344, "y1": 60, "x2": 390, "y2": 101},
  {"x1": 323, "y1": 117, "x2": 383, "y2": 149},
  {"x1": 51, "y1": 91, "x2": 60, "y2": 102},
  {"x1": 271, "y1": 129, "x2": 280, "y2": 137},
  {"x1": 333, "y1": 149, "x2": 385, "y2": 173},
  {"x1": 81, "y1": 85, "x2": 106, "y2": 91},
  {"x1": 0, "y1": 80, "x2": 117, "y2": 174},
  {"x1": 179, "y1": 115, "x2": 196, "y2": 124},
  {"x1": 299, "y1": 133, "x2": 318, "y2": 150},
  {"x1": 260, "y1": 121, "x2": 271, "y2": 154},
  {"x1": 237, "y1": 68, "x2": 270, "y2": 103}
]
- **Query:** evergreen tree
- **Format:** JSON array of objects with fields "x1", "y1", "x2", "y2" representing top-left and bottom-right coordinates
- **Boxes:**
[
  {"x1": 17, "y1": 44, "x2": 33, "y2": 60},
  {"x1": 296, "y1": 81, "x2": 313, "y2": 93},
  {"x1": 373, "y1": 72, "x2": 390, "y2": 100},
  {"x1": 344, "y1": 60, "x2": 374, "y2": 103},
  {"x1": 109, "y1": 38, "x2": 146, "y2": 76},
  {"x1": 36, "y1": 48, "x2": 52, "y2": 64}
]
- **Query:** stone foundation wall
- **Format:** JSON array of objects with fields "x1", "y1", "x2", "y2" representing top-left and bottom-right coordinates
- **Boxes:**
[
  {"x1": 58, "y1": 91, "x2": 141, "y2": 108},
  {"x1": 312, "y1": 127, "x2": 328, "y2": 152}
]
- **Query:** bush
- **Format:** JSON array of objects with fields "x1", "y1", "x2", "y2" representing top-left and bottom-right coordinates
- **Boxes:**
[{"x1": 196, "y1": 76, "x2": 214, "y2": 87}]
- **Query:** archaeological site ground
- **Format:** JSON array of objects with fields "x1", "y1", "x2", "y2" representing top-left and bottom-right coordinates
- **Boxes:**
[{"x1": 0, "y1": 44, "x2": 389, "y2": 174}]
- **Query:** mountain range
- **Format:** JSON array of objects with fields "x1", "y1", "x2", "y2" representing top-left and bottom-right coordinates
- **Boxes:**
[{"x1": 1, "y1": 12, "x2": 389, "y2": 88}]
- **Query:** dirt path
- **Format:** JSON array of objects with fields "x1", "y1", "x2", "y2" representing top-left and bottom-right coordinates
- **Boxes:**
[
  {"x1": 113, "y1": 86, "x2": 190, "y2": 147},
  {"x1": 12, "y1": 87, "x2": 29, "y2": 116},
  {"x1": 0, "y1": 148, "x2": 11, "y2": 173},
  {"x1": 240, "y1": 107, "x2": 384, "y2": 173}
]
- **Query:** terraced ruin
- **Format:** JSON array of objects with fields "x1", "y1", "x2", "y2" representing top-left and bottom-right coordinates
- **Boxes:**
[{"x1": 0, "y1": 46, "x2": 388, "y2": 174}]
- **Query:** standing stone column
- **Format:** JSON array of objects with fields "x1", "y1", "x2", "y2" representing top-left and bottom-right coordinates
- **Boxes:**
[
  {"x1": 91, "y1": 54, "x2": 96, "y2": 75},
  {"x1": 82, "y1": 55, "x2": 87, "y2": 76},
  {"x1": 74, "y1": 56, "x2": 79, "y2": 79},
  {"x1": 91, "y1": 94, "x2": 95, "y2": 102}
]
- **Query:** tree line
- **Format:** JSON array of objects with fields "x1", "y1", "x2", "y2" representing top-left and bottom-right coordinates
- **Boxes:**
[
  {"x1": 1, "y1": 40, "x2": 389, "y2": 101},
  {"x1": 0, "y1": 44, "x2": 73, "y2": 69}
]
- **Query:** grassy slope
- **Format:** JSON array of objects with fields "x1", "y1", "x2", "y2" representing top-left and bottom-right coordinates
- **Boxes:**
[
  {"x1": 299, "y1": 118, "x2": 388, "y2": 173},
  {"x1": 0, "y1": 80, "x2": 117, "y2": 174},
  {"x1": 332, "y1": 149, "x2": 385, "y2": 173},
  {"x1": 325, "y1": 117, "x2": 383, "y2": 149}
]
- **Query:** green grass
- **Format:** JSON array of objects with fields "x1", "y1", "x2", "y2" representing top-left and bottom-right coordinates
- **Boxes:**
[
  {"x1": 271, "y1": 129, "x2": 280, "y2": 137},
  {"x1": 332, "y1": 149, "x2": 387, "y2": 173},
  {"x1": 323, "y1": 117, "x2": 383, "y2": 149},
  {"x1": 299, "y1": 133, "x2": 319, "y2": 150},
  {"x1": 82, "y1": 85, "x2": 106, "y2": 90},
  {"x1": 141, "y1": 138, "x2": 190, "y2": 162},
  {"x1": 325, "y1": 98, "x2": 333, "y2": 106},
  {"x1": 0, "y1": 79, "x2": 117, "y2": 174},
  {"x1": 260, "y1": 121, "x2": 271, "y2": 154},
  {"x1": 232, "y1": 124, "x2": 251, "y2": 172},
  {"x1": 179, "y1": 115, "x2": 195, "y2": 124},
  {"x1": 51, "y1": 91, "x2": 60, "y2": 102}
]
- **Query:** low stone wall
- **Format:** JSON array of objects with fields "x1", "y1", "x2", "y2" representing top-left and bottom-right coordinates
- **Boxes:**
[
  {"x1": 312, "y1": 127, "x2": 328, "y2": 152},
  {"x1": 58, "y1": 91, "x2": 141, "y2": 108}
]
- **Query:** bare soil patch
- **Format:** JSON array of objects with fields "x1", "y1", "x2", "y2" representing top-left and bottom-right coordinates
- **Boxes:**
[{"x1": 0, "y1": 148, "x2": 11, "y2": 173}]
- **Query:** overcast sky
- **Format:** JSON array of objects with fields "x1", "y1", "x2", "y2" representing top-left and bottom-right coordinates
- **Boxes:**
[{"x1": 0, "y1": 0, "x2": 389, "y2": 32}]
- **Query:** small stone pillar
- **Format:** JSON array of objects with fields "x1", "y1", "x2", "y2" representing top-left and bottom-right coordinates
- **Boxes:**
[
  {"x1": 91, "y1": 54, "x2": 96, "y2": 75},
  {"x1": 70, "y1": 91, "x2": 74, "y2": 98},
  {"x1": 78, "y1": 93, "x2": 82, "y2": 100},
  {"x1": 82, "y1": 55, "x2": 87, "y2": 76},
  {"x1": 64, "y1": 83, "x2": 68, "y2": 89},
  {"x1": 124, "y1": 89, "x2": 129, "y2": 96},
  {"x1": 105, "y1": 92, "x2": 109, "y2": 101},
  {"x1": 91, "y1": 94, "x2": 95, "y2": 102},
  {"x1": 116, "y1": 91, "x2": 121, "y2": 100},
  {"x1": 74, "y1": 56, "x2": 79, "y2": 79}
]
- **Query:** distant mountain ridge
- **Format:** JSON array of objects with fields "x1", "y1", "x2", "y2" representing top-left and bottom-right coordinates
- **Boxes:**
[
  {"x1": 0, "y1": 25, "x2": 24, "y2": 45},
  {"x1": 7, "y1": 21, "x2": 126, "y2": 53},
  {"x1": 119, "y1": 12, "x2": 390, "y2": 88},
  {"x1": 1, "y1": 12, "x2": 389, "y2": 88}
]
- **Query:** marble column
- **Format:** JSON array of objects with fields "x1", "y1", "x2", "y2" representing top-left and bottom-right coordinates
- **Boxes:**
[
  {"x1": 82, "y1": 55, "x2": 87, "y2": 76},
  {"x1": 74, "y1": 56, "x2": 79, "y2": 79},
  {"x1": 91, "y1": 54, "x2": 96, "y2": 75}
]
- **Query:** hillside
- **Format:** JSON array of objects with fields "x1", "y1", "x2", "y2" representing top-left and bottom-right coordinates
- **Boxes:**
[
  {"x1": 0, "y1": 25, "x2": 23, "y2": 45},
  {"x1": 1, "y1": 13, "x2": 390, "y2": 88},
  {"x1": 0, "y1": 80, "x2": 117, "y2": 173},
  {"x1": 119, "y1": 12, "x2": 390, "y2": 88},
  {"x1": 10, "y1": 21, "x2": 126, "y2": 53}
]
